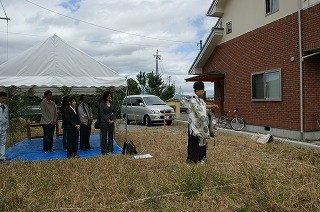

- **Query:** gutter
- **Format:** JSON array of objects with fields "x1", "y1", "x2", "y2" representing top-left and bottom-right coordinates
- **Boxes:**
[
  {"x1": 298, "y1": 1, "x2": 320, "y2": 140},
  {"x1": 298, "y1": 0, "x2": 303, "y2": 141},
  {"x1": 302, "y1": 51, "x2": 320, "y2": 60}
]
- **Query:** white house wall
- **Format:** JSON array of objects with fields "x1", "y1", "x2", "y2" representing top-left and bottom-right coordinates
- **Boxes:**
[{"x1": 217, "y1": 0, "x2": 320, "y2": 45}]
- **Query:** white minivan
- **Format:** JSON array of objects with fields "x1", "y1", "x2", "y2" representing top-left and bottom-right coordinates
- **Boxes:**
[{"x1": 121, "y1": 95, "x2": 175, "y2": 126}]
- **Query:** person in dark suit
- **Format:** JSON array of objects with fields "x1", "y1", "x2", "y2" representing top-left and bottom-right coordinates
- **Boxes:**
[
  {"x1": 64, "y1": 96, "x2": 81, "y2": 158},
  {"x1": 99, "y1": 91, "x2": 116, "y2": 155},
  {"x1": 61, "y1": 96, "x2": 69, "y2": 151}
]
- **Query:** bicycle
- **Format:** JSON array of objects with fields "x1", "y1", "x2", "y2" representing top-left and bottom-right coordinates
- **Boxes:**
[{"x1": 217, "y1": 108, "x2": 245, "y2": 131}]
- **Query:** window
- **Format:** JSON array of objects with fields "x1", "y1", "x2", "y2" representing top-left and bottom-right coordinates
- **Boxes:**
[
  {"x1": 266, "y1": 0, "x2": 279, "y2": 15},
  {"x1": 251, "y1": 69, "x2": 281, "y2": 101},
  {"x1": 226, "y1": 21, "x2": 232, "y2": 34},
  {"x1": 143, "y1": 96, "x2": 166, "y2": 106}
]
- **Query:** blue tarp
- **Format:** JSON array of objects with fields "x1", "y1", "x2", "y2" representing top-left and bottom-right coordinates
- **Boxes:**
[{"x1": 6, "y1": 134, "x2": 122, "y2": 162}]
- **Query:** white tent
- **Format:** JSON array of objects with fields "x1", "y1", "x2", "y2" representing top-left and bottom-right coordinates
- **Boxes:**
[{"x1": 0, "y1": 35, "x2": 127, "y2": 94}]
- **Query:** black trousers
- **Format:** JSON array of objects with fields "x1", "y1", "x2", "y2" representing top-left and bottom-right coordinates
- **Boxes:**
[
  {"x1": 187, "y1": 130, "x2": 207, "y2": 163},
  {"x1": 80, "y1": 124, "x2": 91, "y2": 149},
  {"x1": 67, "y1": 128, "x2": 79, "y2": 157},
  {"x1": 42, "y1": 124, "x2": 55, "y2": 152},
  {"x1": 100, "y1": 121, "x2": 114, "y2": 154},
  {"x1": 62, "y1": 128, "x2": 67, "y2": 150}
]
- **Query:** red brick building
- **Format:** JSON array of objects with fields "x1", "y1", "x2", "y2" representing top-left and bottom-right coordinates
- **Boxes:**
[{"x1": 187, "y1": 0, "x2": 320, "y2": 140}]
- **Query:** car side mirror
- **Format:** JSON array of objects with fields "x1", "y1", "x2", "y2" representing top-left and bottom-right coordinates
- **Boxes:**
[{"x1": 139, "y1": 102, "x2": 144, "y2": 106}]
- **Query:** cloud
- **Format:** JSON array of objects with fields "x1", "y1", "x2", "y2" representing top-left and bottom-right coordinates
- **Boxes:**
[
  {"x1": 0, "y1": 0, "x2": 218, "y2": 96},
  {"x1": 60, "y1": 0, "x2": 81, "y2": 13}
]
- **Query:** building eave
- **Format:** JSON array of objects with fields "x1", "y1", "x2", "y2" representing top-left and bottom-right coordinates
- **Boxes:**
[
  {"x1": 185, "y1": 70, "x2": 225, "y2": 82},
  {"x1": 188, "y1": 27, "x2": 224, "y2": 75},
  {"x1": 206, "y1": 0, "x2": 228, "y2": 17}
]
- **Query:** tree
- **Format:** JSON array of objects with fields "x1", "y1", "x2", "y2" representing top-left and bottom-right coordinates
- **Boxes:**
[
  {"x1": 136, "y1": 71, "x2": 175, "y2": 101},
  {"x1": 146, "y1": 72, "x2": 163, "y2": 97},
  {"x1": 136, "y1": 72, "x2": 147, "y2": 94},
  {"x1": 161, "y1": 84, "x2": 175, "y2": 101},
  {"x1": 127, "y1": 78, "x2": 141, "y2": 95},
  {"x1": 58, "y1": 86, "x2": 72, "y2": 96}
]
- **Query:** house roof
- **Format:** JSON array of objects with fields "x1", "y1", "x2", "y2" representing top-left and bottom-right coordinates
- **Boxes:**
[
  {"x1": 206, "y1": 0, "x2": 228, "y2": 17},
  {"x1": 185, "y1": 71, "x2": 225, "y2": 82},
  {"x1": 188, "y1": 26, "x2": 224, "y2": 75}
]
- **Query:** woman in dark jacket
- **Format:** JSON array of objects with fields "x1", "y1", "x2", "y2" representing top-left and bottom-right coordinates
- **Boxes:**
[
  {"x1": 99, "y1": 91, "x2": 116, "y2": 154},
  {"x1": 64, "y1": 96, "x2": 81, "y2": 158},
  {"x1": 61, "y1": 96, "x2": 69, "y2": 151}
]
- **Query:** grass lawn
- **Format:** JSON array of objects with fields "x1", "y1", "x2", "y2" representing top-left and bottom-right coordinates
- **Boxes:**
[{"x1": 1, "y1": 120, "x2": 320, "y2": 211}]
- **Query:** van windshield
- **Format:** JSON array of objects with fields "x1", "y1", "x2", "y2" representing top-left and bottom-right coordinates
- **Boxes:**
[{"x1": 143, "y1": 96, "x2": 166, "y2": 106}]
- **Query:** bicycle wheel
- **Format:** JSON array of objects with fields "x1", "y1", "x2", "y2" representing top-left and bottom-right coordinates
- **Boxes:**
[
  {"x1": 230, "y1": 117, "x2": 245, "y2": 131},
  {"x1": 218, "y1": 116, "x2": 227, "y2": 128}
]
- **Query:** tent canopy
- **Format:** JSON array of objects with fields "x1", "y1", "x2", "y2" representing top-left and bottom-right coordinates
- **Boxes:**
[{"x1": 0, "y1": 35, "x2": 127, "y2": 94}]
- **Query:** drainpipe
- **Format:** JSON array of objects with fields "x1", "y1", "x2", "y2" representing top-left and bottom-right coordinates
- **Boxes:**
[{"x1": 298, "y1": 0, "x2": 303, "y2": 141}]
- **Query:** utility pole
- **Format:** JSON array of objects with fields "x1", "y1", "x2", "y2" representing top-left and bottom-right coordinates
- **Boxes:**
[
  {"x1": 167, "y1": 75, "x2": 171, "y2": 86},
  {"x1": 197, "y1": 40, "x2": 202, "y2": 50},
  {"x1": 153, "y1": 49, "x2": 161, "y2": 75}
]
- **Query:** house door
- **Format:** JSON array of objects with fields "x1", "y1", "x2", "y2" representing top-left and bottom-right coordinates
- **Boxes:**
[{"x1": 215, "y1": 81, "x2": 224, "y2": 117}]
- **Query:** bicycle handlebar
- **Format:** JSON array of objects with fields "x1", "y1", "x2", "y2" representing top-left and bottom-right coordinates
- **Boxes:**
[{"x1": 226, "y1": 108, "x2": 239, "y2": 117}]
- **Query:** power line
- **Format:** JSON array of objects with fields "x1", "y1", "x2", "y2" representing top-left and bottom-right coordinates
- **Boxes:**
[
  {"x1": 0, "y1": 0, "x2": 9, "y2": 19},
  {"x1": 24, "y1": 0, "x2": 198, "y2": 44},
  {"x1": 0, "y1": 0, "x2": 10, "y2": 61},
  {"x1": 0, "y1": 30, "x2": 165, "y2": 48}
]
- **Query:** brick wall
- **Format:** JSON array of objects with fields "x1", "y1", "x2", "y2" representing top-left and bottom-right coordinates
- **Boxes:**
[
  {"x1": 205, "y1": 5, "x2": 320, "y2": 131},
  {"x1": 302, "y1": 3, "x2": 320, "y2": 51}
]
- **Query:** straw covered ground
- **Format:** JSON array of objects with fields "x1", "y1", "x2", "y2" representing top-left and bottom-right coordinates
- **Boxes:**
[{"x1": 1, "y1": 120, "x2": 320, "y2": 211}]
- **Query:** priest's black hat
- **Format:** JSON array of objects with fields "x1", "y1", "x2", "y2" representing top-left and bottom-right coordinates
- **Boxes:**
[{"x1": 193, "y1": 81, "x2": 204, "y2": 90}]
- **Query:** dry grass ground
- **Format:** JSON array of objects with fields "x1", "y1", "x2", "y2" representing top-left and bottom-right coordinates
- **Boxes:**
[{"x1": 1, "y1": 120, "x2": 320, "y2": 211}]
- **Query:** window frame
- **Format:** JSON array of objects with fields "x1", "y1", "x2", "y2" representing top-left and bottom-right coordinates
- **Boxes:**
[
  {"x1": 265, "y1": 0, "x2": 279, "y2": 16},
  {"x1": 251, "y1": 69, "x2": 282, "y2": 102}
]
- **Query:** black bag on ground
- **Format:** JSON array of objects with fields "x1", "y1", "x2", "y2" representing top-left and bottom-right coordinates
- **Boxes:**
[
  {"x1": 122, "y1": 141, "x2": 138, "y2": 155},
  {"x1": 94, "y1": 121, "x2": 100, "y2": 129}
]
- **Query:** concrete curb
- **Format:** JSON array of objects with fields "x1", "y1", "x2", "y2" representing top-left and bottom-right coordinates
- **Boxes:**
[{"x1": 174, "y1": 119, "x2": 320, "y2": 152}]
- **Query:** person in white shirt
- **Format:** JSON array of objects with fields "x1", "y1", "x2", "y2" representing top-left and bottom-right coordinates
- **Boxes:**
[
  {"x1": 78, "y1": 94, "x2": 93, "y2": 150},
  {"x1": 0, "y1": 92, "x2": 9, "y2": 162},
  {"x1": 40, "y1": 90, "x2": 57, "y2": 152}
]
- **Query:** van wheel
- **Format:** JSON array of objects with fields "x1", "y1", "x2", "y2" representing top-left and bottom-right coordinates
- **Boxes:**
[
  {"x1": 166, "y1": 120, "x2": 172, "y2": 125},
  {"x1": 144, "y1": 115, "x2": 151, "y2": 126}
]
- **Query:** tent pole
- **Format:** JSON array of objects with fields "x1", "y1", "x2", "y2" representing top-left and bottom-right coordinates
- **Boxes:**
[
  {"x1": 122, "y1": 77, "x2": 129, "y2": 154},
  {"x1": 125, "y1": 78, "x2": 128, "y2": 142}
]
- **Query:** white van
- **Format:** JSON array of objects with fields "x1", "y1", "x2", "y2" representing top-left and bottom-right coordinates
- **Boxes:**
[{"x1": 121, "y1": 95, "x2": 175, "y2": 126}]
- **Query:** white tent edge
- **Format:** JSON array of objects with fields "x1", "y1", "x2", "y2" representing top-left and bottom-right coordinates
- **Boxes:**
[{"x1": 0, "y1": 35, "x2": 128, "y2": 93}]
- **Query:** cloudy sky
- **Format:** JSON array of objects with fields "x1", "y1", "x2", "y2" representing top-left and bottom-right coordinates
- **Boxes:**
[{"x1": 0, "y1": 0, "x2": 217, "y2": 96}]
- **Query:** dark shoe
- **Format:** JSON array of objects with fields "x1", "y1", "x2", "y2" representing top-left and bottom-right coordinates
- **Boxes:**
[
  {"x1": 0, "y1": 158, "x2": 8, "y2": 163},
  {"x1": 186, "y1": 159, "x2": 193, "y2": 164},
  {"x1": 81, "y1": 147, "x2": 90, "y2": 150}
]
